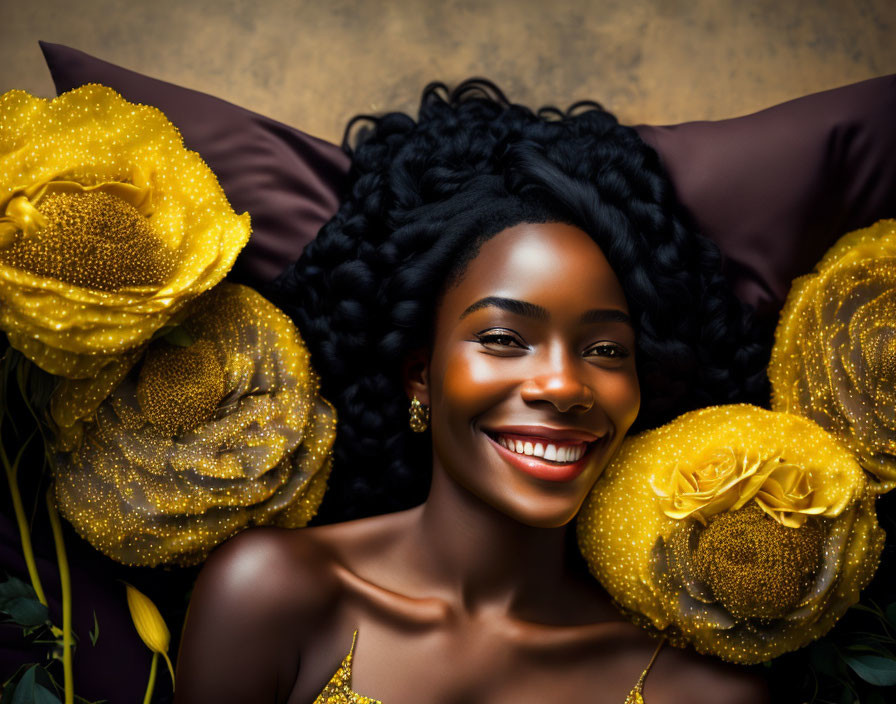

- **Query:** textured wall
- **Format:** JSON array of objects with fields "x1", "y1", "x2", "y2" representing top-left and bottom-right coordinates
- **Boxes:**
[{"x1": 4, "y1": 0, "x2": 895, "y2": 143}]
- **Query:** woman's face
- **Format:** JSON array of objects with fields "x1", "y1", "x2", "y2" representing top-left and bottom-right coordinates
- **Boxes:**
[{"x1": 411, "y1": 221, "x2": 640, "y2": 527}]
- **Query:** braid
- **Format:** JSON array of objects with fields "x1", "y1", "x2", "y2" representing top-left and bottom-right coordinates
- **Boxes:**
[{"x1": 271, "y1": 80, "x2": 769, "y2": 523}]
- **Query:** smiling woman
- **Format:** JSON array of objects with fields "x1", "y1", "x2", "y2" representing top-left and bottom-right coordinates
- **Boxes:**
[
  {"x1": 174, "y1": 81, "x2": 771, "y2": 704},
  {"x1": 418, "y1": 222, "x2": 639, "y2": 528}
]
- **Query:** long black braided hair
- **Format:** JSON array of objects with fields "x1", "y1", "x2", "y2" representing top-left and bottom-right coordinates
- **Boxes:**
[{"x1": 271, "y1": 80, "x2": 769, "y2": 523}]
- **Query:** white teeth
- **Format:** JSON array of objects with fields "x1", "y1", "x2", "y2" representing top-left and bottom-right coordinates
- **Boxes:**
[{"x1": 496, "y1": 435, "x2": 587, "y2": 464}]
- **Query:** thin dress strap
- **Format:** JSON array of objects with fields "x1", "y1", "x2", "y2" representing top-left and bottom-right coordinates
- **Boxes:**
[
  {"x1": 623, "y1": 638, "x2": 665, "y2": 704},
  {"x1": 313, "y1": 630, "x2": 382, "y2": 704}
]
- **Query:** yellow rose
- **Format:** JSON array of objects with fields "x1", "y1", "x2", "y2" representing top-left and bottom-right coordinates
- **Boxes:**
[
  {"x1": 653, "y1": 448, "x2": 830, "y2": 529},
  {"x1": 751, "y1": 461, "x2": 828, "y2": 528},
  {"x1": 770, "y1": 219, "x2": 896, "y2": 492},
  {"x1": 52, "y1": 283, "x2": 335, "y2": 567},
  {"x1": 0, "y1": 86, "x2": 250, "y2": 379},
  {"x1": 577, "y1": 405, "x2": 883, "y2": 664},
  {"x1": 651, "y1": 447, "x2": 774, "y2": 524}
]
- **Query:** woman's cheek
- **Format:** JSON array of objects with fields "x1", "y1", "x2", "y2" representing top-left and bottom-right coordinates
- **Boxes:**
[
  {"x1": 601, "y1": 364, "x2": 641, "y2": 436},
  {"x1": 435, "y1": 348, "x2": 515, "y2": 418}
]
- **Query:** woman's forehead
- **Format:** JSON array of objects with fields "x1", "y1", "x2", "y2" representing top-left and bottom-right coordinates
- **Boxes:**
[{"x1": 442, "y1": 222, "x2": 630, "y2": 317}]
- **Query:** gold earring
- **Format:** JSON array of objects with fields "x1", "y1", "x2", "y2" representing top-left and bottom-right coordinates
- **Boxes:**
[{"x1": 409, "y1": 396, "x2": 430, "y2": 433}]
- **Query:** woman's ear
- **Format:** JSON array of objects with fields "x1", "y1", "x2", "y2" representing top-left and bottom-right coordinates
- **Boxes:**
[{"x1": 402, "y1": 347, "x2": 431, "y2": 406}]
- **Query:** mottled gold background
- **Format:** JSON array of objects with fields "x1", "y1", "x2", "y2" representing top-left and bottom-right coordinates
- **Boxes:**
[{"x1": 4, "y1": 0, "x2": 895, "y2": 143}]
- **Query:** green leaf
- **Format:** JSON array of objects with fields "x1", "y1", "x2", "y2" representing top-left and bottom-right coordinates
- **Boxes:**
[
  {"x1": 30, "y1": 668, "x2": 59, "y2": 704},
  {"x1": 844, "y1": 654, "x2": 896, "y2": 686},
  {"x1": 162, "y1": 326, "x2": 194, "y2": 348},
  {"x1": 0, "y1": 578, "x2": 48, "y2": 628},
  {"x1": 2, "y1": 597, "x2": 48, "y2": 628},
  {"x1": 0, "y1": 576, "x2": 36, "y2": 601},
  {"x1": 9, "y1": 666, "x2": 61, "y2": 704},
  {"x1": 2, "y1": 663, "x2": 31, "y2": 690},
  {"x1": 4, "y1": 674, "x2": 60, "y2": 704},
  {"x1": 89, "y1": 611, "x2": 99, "y2": 646},
  {"x1": 30, "y1": 685, "x2": 61, "y2": 704}
]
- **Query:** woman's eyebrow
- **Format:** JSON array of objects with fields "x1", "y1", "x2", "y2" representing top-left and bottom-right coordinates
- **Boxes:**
[
  {"x1": 460, "y1": 296, "x2": 631, "y2": 326},
  {"x1": 460, "y1": 296, "x2": 547, "y2": 320}
]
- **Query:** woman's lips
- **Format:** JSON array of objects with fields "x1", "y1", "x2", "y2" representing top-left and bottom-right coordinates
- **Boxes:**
[{"x1": 483, "y1": 430, "x2": 606, "y2": 482}]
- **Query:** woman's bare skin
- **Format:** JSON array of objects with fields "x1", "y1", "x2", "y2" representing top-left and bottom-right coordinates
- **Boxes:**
[
  {"x1": 175, "y1": 224, "x2": 770, "y2": 704},
  {"x1": 176, "y1": 512, "x2": 768, "y2": 704}
]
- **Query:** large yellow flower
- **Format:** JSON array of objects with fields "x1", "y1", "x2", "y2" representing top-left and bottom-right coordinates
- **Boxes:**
[
  {"x1": 770, "y1": 219, "x2": 896, "y2": 493},
  {"x1": 577, "y1": 405, "x2": 884, "y2": 664},
  {"x1": 52, "y1": 283, "x2": 335, "y2": 567},
  {"x1": 652, "y1": 446, "x2": 831, "y2": 529},
  {"x1": 0, "y1": 86, "x2": 250, "y2": 378}
]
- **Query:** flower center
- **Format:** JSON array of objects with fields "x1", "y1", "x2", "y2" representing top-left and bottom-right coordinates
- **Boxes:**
[
  {"x1": 0, "y1": 191, "x2": 176, "y2": 291},
  {"x1": 692, "y1": 504, "x2": 824, "y2": 619},
  {"x1": 136, "y1": 338, "x2": 227, "y2": 436}
]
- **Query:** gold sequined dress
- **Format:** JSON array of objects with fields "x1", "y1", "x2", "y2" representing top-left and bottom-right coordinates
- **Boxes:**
[{"x1": 313, "y1": 631, "x2": 664, "y2": 704}]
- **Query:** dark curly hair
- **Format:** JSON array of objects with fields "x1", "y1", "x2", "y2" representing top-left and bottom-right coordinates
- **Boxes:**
[{"x1": 271, "y1": 80, "x2": 769, "y2": 523}]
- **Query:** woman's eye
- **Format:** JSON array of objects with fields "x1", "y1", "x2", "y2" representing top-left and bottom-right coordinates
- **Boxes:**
[
  {"x1": 585, "y1": 343, "x2": 630, "y2": 360},
  {"x1": 475, "y1": 330, "x2": 526, "y2": 349}
]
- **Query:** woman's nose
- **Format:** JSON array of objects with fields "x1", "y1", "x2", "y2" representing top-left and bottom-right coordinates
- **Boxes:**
[{"x1": 519, "y1": 347, "x2": 595, "y2": 413}]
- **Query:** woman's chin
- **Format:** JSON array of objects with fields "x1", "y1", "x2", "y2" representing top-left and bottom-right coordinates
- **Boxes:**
[{"x1": 468, "y1": 483, "x2": 588, "y2": 529}]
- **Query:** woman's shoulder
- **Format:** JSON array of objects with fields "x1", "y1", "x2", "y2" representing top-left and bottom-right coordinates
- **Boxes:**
[
  {"x1": 191, "y1": 508, "x2": 417, "y2": 620},
  {"x1": 175, "y1": 517, "x2": 410, "y2": 703},
  {"x1": 192, "y1": 525, "x2": 341, "y2": 619}
]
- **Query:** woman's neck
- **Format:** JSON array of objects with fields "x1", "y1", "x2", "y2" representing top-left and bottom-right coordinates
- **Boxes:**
[{"x1": 398, "y1": 466, "x2": 572, "y2": 617}]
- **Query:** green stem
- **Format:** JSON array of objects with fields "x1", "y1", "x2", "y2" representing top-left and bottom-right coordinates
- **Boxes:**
[
  {"x1": 143, "y1": 652, "x2": 159, "y2": 704},
  {"x1": 162, "y1": 650, "x2": 176, "y2": 692},
  {"x1": 46, "y1": 488, "x2": 73, "y2": 704},
  {"x1": 1, "y1": 433, "x2": 47, "y2": 606}
]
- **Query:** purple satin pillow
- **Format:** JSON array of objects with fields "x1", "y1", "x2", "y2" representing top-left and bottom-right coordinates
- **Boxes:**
[
  {"x1": 41, "y1": 42, "x2": 896, "y2": 326},
  {"x1": 636, "y1": 76, "x2": 896, "y2": 323},
  {"x1": 40, "y1": 41, "x2": 350, "y2": 287}
]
